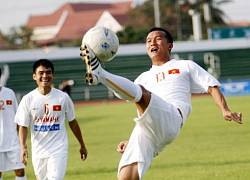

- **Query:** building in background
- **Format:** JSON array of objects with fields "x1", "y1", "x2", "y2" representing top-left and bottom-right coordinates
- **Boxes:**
[{"x1": 27, "y1": 2, "x2": 132, "y2": 46}]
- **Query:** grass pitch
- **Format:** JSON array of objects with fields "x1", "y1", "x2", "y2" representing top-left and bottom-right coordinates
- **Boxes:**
[{"x1": 3, "y1": 95, "x2": 250, "y2": 180}]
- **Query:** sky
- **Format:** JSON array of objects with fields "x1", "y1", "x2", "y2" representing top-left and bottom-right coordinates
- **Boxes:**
[{"x1": 0, "y1": 0, "x2": 249, "y2": 35}]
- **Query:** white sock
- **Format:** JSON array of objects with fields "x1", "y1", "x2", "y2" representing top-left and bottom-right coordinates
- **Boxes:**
[
  {"x1": 15, "y1": 176, "x2": 27, "y2": 180},
  {"x1": 99, "y1": 68, "x2": 142, "y2": 102},
  {"x1": 0, "y1": 177, "x2": 2, "y2": 180}
]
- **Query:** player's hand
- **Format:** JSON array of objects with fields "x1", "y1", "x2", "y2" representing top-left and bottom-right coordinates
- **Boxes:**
[
  {"x1": 117, "y1": 141, "x2": 128, "y2": 154},
  {"x1": 223, "y1": 111, "x2": 242, "y2": 124},
  {"x1": 80, "y1": 43, "x2": 96, "y2": 62},
  {"x1": 79, "y1": 146, "x2": 88, "y2": 161},
  {"x1": 21, "y1": 148, "x2": 28, "y2": 166}
]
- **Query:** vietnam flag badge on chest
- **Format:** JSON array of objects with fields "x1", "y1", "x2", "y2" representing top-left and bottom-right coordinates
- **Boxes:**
[
  {"x1": 53, "y1": 105, "x2": 61, "y2": 111},
  {"x1": 6, "y1": 100, "x2": 12, "y2": 105},
  {"x1": 168, "y1": 69, "x2": 180, "y2": 74}
]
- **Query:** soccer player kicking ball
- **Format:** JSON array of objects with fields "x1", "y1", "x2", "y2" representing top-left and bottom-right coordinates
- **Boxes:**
[
  {"x1": 80, "y1": 27, "x2": 242, "y2": 180},
  {"x1": 0, "y1": 69, "x2": 27, "y2": 180},
  {"x1": 15, "y1": 59, "x2": 88, "y2": 180}
]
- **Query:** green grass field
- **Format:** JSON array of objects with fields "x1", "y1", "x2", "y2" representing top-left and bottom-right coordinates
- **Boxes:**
[{"x1": 3, "y1": 95, "x2": 250, "y2": 180}]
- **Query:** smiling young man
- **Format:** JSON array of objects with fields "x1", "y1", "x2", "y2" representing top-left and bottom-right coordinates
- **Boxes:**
[
  {"x1": 80, "y1": 27, "x2": 242, "y2": 180},
  {"x1": 15, "y1": 59, "x2": 88, "y2": 180}
]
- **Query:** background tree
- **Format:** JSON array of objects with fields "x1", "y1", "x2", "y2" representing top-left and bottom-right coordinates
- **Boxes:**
[
  {"x1": 117, "y1": 0, "x2": 231, "y2": 43},
  {"x1": 188, "y1": 0, "x2": 232, "y2": 39},
  {"x1": 2, "y1": 26, "x2": 35, "y2": 50},
  {"x1": 117, "y1": 25, "x2": 149, "y2": 44}
]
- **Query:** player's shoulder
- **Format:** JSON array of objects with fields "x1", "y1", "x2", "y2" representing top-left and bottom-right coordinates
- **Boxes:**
[
  {"x1": 137, "y1": 71, "x2": 150, "y2": 79},
  {"x1": 170, "y1": 59, "x2": 199, "y2": 68},
  {"x1": 52, "y1": 88, "x2": 68, "y2": 95},
  {"x1": 1, "y1": 86, "x2": 15, "y2": 95},
  {"x1": 135, "y1": 70, "x2": 150, "y2": 82},
  {"x1": 139, "y1": 70, "x2": 150, "y2": 76},
  {"x1": 1, "y1": 86, "x2": 12, "y2": 91},
  {"x1": 51, "y1": 88, "x2": 71, "y2": 99},
  {"x1": 52, "y1": 87, "x2": 62, "y2": 93},
  {"x1": 171, "y1": 59, "x2": 193, "y2": 64},
  {"x1": 20, "y1": 89, "x2": 37, "y2": 101}
]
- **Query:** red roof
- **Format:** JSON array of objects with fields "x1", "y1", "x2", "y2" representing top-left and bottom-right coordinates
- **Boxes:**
[{"x1": 27, "y1": 2, "x2": 132, "y2": 45}]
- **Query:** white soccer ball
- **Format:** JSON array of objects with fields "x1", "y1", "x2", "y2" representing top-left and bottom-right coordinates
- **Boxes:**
[{"x1": 82, "y1": 26, "x2": 119, "y2": 63}]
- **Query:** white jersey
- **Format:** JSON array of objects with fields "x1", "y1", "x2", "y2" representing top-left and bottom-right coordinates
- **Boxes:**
[
  {"x1": 0, "y1": 86, "x2": 19, "y2": 152},
  {"x1": 15, "y1": 88, "x2": 75, "y2": 158},
  {"x1": 134, "y1": 59, "x2": 221, "y2": 122}
]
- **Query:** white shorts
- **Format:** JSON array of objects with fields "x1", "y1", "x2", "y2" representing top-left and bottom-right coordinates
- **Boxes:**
[
  {"x1": 0, "y1": 149, "x2": 25, "y2": 172},
  {"x1": 32, "y1": 153, "x2": 68, "y2": 180},
  {"x1": 118, "y1": 93, "x2": 183, "y2": 179}
]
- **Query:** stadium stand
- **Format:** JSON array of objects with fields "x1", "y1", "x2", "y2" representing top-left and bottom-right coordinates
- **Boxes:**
[{"x1": 1, "y1": 39, "x2": 250, "y2": 102}]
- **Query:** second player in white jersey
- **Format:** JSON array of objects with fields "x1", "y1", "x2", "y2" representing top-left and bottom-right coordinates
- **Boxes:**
[
  {"x1": 15, "y1": 59, "x2": 87, "y2": 180},
  {"x1": 15, "y1": 88, "x2": 75, "y2": 158}
]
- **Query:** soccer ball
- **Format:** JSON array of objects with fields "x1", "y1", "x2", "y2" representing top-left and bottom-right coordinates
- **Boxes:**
[{"x1": 82, "y1": 26, "x2": 119, "y2": 63}]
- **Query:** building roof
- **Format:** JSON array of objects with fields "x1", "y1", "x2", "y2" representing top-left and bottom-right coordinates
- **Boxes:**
[{"x1": 27, "y1": 2, "x2": 132, "y2": 45}]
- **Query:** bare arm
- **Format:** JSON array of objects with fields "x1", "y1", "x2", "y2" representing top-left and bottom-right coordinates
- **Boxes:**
[
  {"x1": 68, "y1": 119, "x2": 88, "y2": 161},
  {"x1": 0, "y1": 64, "x2": 10, "y2": 86},
  {"x1": 208, "y1": 86, "x2": 242, "y2": 124},
  {"x1": 19, "y1": 126, "x2": 28, "y2": 166}
]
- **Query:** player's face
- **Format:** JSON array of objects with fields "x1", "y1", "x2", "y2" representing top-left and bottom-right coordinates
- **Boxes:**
[
  {"x1": 146, "y1": 30, "x2": 173, "y2": 64},
  {"x1": 33, "y1": 65, "x2": 54, "y2": 88}
]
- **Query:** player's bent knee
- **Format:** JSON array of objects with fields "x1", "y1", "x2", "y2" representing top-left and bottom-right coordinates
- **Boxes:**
[{"x1": 14, "y1": 168, "x2": 25, "y2": 177}]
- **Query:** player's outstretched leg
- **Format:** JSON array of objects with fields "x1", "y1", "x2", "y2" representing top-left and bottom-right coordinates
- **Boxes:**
[
  {"x1": 80, "y1": 44, "x2": 102, "y2": 85},
  {"x1": 80, "y1": 44, "x2": 142, "y2": 102}
]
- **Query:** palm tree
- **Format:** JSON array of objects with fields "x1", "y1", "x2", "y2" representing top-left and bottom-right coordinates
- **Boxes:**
[
  {"x1": 191, "y1": 0, "x2": 232, "y2": 25},
  {"x1": 125, "y1": 0, "x2": 232, "y2": 41},
  {"x1": 187, "y1": 0, "x2": 233, "y2": 39}
]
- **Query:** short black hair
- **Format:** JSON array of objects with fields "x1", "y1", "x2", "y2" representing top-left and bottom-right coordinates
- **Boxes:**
[
  {"x1": 33, "y1": 59, "x2": 54, "y2": 73},
  {"x1": 148, "y1": 27, "x2": 173, "y2": 43}
]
